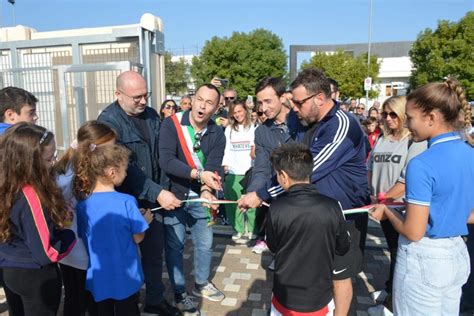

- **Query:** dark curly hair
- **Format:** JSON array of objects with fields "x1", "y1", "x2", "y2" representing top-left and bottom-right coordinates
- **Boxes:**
[{"x1": 0, "y1": 123, "x2": 68, "y2": 242}]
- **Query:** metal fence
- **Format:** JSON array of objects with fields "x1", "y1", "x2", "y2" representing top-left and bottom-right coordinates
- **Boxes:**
[{"x1": 0, "y1": 20, "x2": 165, "y2": 151}]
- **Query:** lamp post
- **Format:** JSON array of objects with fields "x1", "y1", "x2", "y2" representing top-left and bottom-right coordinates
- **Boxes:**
[
  {"x1": 7, "y1": 0, "x2": 16, "y2": 26},
  {"x1": 365, "y1": 0, "x2": 373, "y2": 106}
]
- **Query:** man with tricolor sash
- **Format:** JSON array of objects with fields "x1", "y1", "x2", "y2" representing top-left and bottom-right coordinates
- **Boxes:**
[{"x1": 159, "y1": 83, "x2": 226, "y2": 314}]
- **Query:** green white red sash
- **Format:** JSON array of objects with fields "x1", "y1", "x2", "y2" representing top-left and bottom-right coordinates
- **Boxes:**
[{"x1": 171, "y1": 112, "x2": 206, "y2": 169}]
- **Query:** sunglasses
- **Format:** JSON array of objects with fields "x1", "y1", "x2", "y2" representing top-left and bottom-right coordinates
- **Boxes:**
[
  {"x1": 257, "y1": 111, "x2": 264, "y2": 117},
  {"x1": 357, "y1": 106, "x2": 365, "y2": 110},
  {"x1": 164, "y1": 105, "x2": 176, "y2": 110},
  {"x1": 292, "y1": 93, "x2": 318, "y2": 108},
  {"x1": 193, "y1": 132, "x2": 203, "y2": 152},
  {"x1": 224, "y1": 96, "x2": 236, "y2": 101},
  {"x1": 381, "y1": 111, "x2": 398, "y2": 119}
]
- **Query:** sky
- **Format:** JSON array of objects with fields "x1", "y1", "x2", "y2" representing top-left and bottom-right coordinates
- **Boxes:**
[{"x1": 0, "y1": 0, "x2": 472, "y2": 64}]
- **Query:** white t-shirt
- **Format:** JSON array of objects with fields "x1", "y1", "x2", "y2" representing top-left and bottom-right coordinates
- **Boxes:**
[
  {"x1": 56, "y1": 166, "x2": 89, "y2": 270},
  {"x1": 222, "y1": 124, "x2": 255, "y2": 175}
]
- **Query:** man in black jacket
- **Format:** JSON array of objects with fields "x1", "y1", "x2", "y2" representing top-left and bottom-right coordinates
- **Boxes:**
[
  {"x1": 98, "y1": 71, "x2": 181, "y2": 316},
  {"x1": 267, "y1": 143, "x2": 350, "y2": 315},
  {"x1": 159, "y1": 84, "x2": 225, "y2": 315}
]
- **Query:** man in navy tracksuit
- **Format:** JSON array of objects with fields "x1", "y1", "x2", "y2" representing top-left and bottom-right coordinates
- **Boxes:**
[{"x1": 291, "y1": 68, "x2": 370, "y2": 316}]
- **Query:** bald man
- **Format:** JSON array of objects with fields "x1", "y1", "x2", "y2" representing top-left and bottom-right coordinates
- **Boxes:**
[{"x1": 98, "y1": 71, "x2": 181, "y2": 315}]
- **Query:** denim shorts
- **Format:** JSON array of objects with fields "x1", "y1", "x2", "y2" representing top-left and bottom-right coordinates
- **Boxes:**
[{"x1": 393, "y1": 235, "x2": 470, "y2": 316}]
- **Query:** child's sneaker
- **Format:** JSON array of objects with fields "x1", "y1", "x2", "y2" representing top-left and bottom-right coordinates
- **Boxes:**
[
  {"x1": 252, "y1": 239, "x2": 268, "y2": 254},
  {"x1": 174, "y1": 292, "x2": 199, "y2": 315},
  {"x1": 192, "y1": 282, "x2": 225, "y2": 302}
]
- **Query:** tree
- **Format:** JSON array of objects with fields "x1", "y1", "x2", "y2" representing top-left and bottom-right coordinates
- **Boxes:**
[
  {"x1": 410, "y1": 11, "x2": 474, "y2": 98},
  {"x1": 191, "y1": 29, "x2": 287, "y2": 97},
  {"x1": 301, "y1": 50, "x2": 380, "y2": 100},
  {"x1": 164, "y1": 52, "x2": 189, "y2": 96}
]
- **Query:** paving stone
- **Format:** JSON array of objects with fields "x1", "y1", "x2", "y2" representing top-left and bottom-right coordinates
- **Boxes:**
[
  {"x1": 240, "y1": 258, "x2": 250, "y2": 264},
  {"x1": 221, "y1": 297, "x2": 238, "y2": 307},
  {"x1": 222, "y1": 277, "x2": 235, "y2": 285},
  {"x1": 246, "y1": 263, "x2": 259, "y2": 270},
  {"x1": 248, "y1": 293, "x2": 261, "y2": 301},
  {"x1": 251, "y1": 309, "x2": 269, "y2": 316},
  {"x1": 224, "y1": 284, "x2": 241, "y2": 292},
  {"x1": 216, "y1": 266, "x2": 226, "y2": 273},
  {"x1": 228, "y1": 248, "x2": 242, "y2": 255}
]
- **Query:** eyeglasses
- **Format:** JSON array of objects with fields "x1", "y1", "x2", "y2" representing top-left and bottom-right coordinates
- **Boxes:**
[
  {"x1": 381, "y1": 111, "x2": 398, "y2": 119},
  {"x1": 119, "y1": 90, "x2": 152, "y2": 103},
  {"x1": 292, "y1": 93, "x2": 318, "y2": 108},
  {"x1": 257, "y1": 111, "x2": 264, "y2": 116},
  {"x1": 357, "y1": 106, "x2": 365, "y2": 110},
  {"x1": 193, "y1": 132, "x2": 203, "y2": 152},
  {"x1": 224, "y1": 96, "x2": 236, "y2": 101}
]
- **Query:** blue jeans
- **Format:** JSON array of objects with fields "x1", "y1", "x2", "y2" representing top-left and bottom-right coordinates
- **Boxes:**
[
  {"x1": 163, "y1": 192, "x2": 213, "y2": 294},
  {"x1": 393, "y1": 235, "x2": 470, "y2": 316},
  {"x1": 139, "y1": 219, "x2": 165, "y2": 306}
]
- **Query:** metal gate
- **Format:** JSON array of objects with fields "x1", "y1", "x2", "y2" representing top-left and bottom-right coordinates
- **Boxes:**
[{"x1": 0, "y1": 14, "x2": 165, "y2": 150}]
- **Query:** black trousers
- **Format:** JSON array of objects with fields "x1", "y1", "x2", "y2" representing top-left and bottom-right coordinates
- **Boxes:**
[
  {"x1": 96, "y1": 292, "x2": 140, "y2": 316},
  {"x1": 3, "y1": 264, "x2": 61, "y2": 316},
  {"x1": 255, "y1": 205, "x2": 269, "y2": 239},
  {"x1": 380, "y1": 219, "x2": 399, "y2": 293},
  {"x1": 59, "y1": 263, "x2": 97, "y2": 316}
]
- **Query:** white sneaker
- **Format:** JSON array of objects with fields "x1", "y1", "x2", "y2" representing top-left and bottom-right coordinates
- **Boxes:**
[
  {"x1": 192, "y1": 282, "x2": 225, "y2": 302},
  {"x1": 368, "y1": 304, "x2": 393, "y2": 316},
  {"x1": 231, "y1": 232, "x2": 243, "y2": 240},
  {"x1": 175, "y1": 292, "x2": 199, "y2": 315},
  {"x1": 371, "y1": 289, "x2": 388, "y2": 302},
  {"x1": 252, "y1": 240, "x2": 269, "y2": 254},
  {"x1": 247, "y1": 232, "x2": 258, "y2": 240}
]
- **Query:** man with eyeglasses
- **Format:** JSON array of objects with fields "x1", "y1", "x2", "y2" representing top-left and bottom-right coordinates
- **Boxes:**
[
  {"x1": 98, "y1": 70, "x2": 182, "y2": 316},
  {"x1": 355, "y1": 103, "x2": 367, "y2": 123},
  {"x1": 159, "y1": 83, "x2": 226, "y2": 314},
  {"x1": 179, "y1": 95, "x2": 192, "y2": 112},
  {"x1": 291, "y1": 68, "x2": 370, "y2": 316}
]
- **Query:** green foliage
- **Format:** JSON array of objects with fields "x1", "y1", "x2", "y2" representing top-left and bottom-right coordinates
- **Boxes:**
[
  {"x1": 191, "y1": 29, "x2": 287, "y2": 97},
  {"x1": 409, "y1": 11, "x2": 474, "y2": 98},
  {"x1": 301, "y1": 50, "x2": 380, "y2": 100},
  {"x1": 165, "y1": 52, "x2": 189, "y2": 95}
]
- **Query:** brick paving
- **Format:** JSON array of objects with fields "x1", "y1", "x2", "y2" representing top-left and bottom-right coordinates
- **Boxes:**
[{"x1": 0, "y1": 220, "x2": 390, "y2": 316}]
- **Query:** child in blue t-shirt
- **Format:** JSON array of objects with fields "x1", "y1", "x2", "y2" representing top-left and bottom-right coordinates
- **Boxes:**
[
  {"x1": 74, "y1": 143, "x2": 153, "y2": 316},
  {"x1": 370, "y1": 78, "x2": 474, "y2": 315}
]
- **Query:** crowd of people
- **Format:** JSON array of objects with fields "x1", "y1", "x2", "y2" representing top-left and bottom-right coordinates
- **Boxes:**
[{"x1": 0, "y1": 68, "x2": 473, "y2": 316}]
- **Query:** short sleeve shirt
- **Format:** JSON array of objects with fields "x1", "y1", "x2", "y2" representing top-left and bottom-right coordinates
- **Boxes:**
[
  {"x1": 406, "y1": 132, "x2": 474, "y2": 238},
  {"x1": 77, "y1": 191, "x2": 148, "y2": 301}
]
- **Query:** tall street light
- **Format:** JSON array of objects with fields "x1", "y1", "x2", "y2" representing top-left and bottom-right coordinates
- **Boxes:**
[{"x1": 365, "y1": 0, "x2": 373, "y2": 106}]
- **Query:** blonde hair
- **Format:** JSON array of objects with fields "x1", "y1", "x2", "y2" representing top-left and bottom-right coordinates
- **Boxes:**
[
  {"x1": 73, "y1": 144, "x2": 130, "y2": 200},
  {"x1": 407, "y1": 77, "x2": 473, "y2": 145},
  {"x1": 381, "y1": 96, "x2": 410, "y2": 140}
]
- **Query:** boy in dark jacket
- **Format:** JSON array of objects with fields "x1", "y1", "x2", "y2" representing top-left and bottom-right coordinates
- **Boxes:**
[{"x1": 266, "y1": 143, "x2": 350, "y2": 315}]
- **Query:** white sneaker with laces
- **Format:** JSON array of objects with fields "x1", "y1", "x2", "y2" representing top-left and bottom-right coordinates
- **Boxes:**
[
  {"x1": 175, "y1": 292, "x2": 199, "y2": 315},
  {"x1": 192, "y1": 282, "x2": 225, "y2": 302}
]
